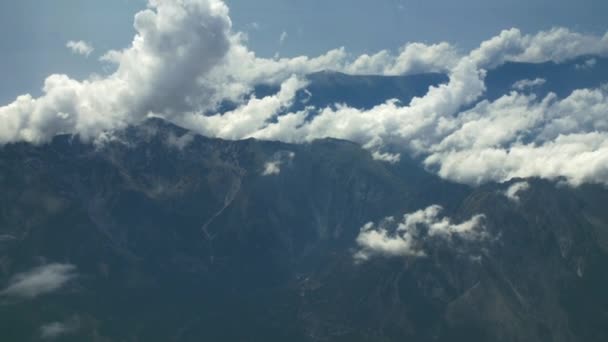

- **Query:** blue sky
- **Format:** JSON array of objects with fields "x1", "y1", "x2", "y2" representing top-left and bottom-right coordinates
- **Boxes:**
[{"x1": 1, "y1": 0, "x2": 607, "y2": 103}]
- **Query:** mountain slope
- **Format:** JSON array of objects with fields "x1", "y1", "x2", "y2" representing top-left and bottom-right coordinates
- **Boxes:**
[{"x1": 0, "y1": 119, "x2": 607, "y2": 341}]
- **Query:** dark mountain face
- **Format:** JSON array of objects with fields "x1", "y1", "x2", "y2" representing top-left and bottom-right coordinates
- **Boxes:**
[{"x1": 1, "y1": 62, "x2": 608, "y2": 341}]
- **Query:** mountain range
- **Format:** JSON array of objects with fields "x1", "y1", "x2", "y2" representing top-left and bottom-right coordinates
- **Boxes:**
[{"x1": 1, "y1": 57, "x2": 608, "y2": 341}]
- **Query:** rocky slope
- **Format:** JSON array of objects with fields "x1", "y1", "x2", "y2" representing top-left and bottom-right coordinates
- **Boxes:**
[{"x1": 0, "y1": 119, "x2": 607, "y2": 341}]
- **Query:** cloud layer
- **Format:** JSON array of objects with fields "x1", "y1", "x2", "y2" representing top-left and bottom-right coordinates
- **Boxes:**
[
  {"x1": 1, "y1": 0, "x2": 608, "y2": 187},
  {"x1": 354, "y1": 205, "x2": 486, "y2": 261},
  {"x1": 1, "y1": 263, "x2": 76, "y2": 298}
]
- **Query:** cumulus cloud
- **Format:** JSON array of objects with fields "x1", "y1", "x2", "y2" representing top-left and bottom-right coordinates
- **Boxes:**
[
  {"x1": 239, "y1": 42, "x2": 608, "y2": 186},
  {"x1": 469, "y1": 28, "x2": 608, "y2": 68},
  {"x1": 504, "y1": 181, "x2": 530, "y2": 203},
  {"x1": 354, "y1": 205, "x2": 486, "y2": 261},
  {"x1": 0, "y1": 0, "x2": 233, "y2": 144},
  {"x1": 344, "y1": 42, "x2": 460, "y2": 75},
  {"x1": 512, "y1": 78, "x2": 546, "y2": 91},
  {"x1": 262, "y1": 150, "x2": 295, "y2": 176},
  {"x1": 423, "y1": 87, "x2": 608, "y2": 186},
  {"x1": 1, "y1": 263, "x2": 76, "y2": 298},
  {"x1": 247, "y1": 53, "x2": 487, "y2": 149},
  {"x1": 175, "y1": 75, "x2": 307, "y2": 140},
  {"x1": 40, "y1": 318, "x2": 80, "y2": 340},
  {"x1": 66, "y1": 40, "x2": 94, "y2": 57}
]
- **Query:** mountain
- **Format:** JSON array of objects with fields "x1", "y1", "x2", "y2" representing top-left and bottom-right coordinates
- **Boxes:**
[
  {"x1": 251, "y1": 70, "x2": 449, "y2": 113},
  {"x1": 0, "y1": 118, "x2": 607, "y2": 341},
  {"x1": 484, "y1": 56, "x2": 608, "y2": 101},
  {"x1": 253, "y1": 57, "x2": 608, "y2": 116},
  {"x1": 1, "y1": 61, "x2": 608, "y2": 341}
]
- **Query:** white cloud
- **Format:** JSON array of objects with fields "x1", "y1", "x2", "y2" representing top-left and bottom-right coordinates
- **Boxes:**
[
  {"x1": 241, "y1": 53, "x2": 608, "y2": 186},
  {"x1": 354, "y1": 205, "x2": 486, "y2": 261},
  {"x1": 175, "y1": 75, "x2": 307, "y2": 140},
  {"x1": 345, "y1": 42, "x2": 460, "y2": 75},
  {"x1": 1, "y1": 264, "x2": 76, "y2": 298},
  {"x1": 166, "y1": 132, "x2": 196, "y2": 150},
  {"x1": 279, "y1": 31, "x2": 288, "y2": 45},
  {"x1": 576, "y1": 58, "x2": 597, "y2": 70},
  {"x1": 66, "y1": 40, "x2": 94, "y2": 57},
  {"x1": 512, "y1": 78, "x2": 546, "y2": 91},
  {"x1": 262, "y1": 162, "x2": 281, "y2": 176},
  {"x1": 40, "y1": 318, "x2": 79, "y2": 340},
  {"x1": 470, "y1": 28, "x2": 608, "y2": 68},
  {"x1": 423, "y1": 87, "x2": 608, "y2": 186},
  {"x1": 262, "y1": 150, "x2": 295, "y2": 176},
  {"x1": 0, "y1": 0, "x2": 233, "y2": 144},
  {"x1": 371, "y1": 150, "x2": 401, "y2": 163},
  {"x1": 504, "y1": 181, "x2": 530, "y2": 202}
]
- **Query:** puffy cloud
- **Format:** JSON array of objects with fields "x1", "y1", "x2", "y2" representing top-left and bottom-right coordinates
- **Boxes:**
[
  {"x1": 470, "y1": 28, "x2": 608, "y2": 68},
  {"x1": 262, "y1": 162, "x2": 281, "y2": 176},
  {"x1": 0, "y1": 0, "x2": 233, "y2": 144},
  {"x1": 66, "y1": 40, "x2": 94, "y2": 57},
  {"x1": 240, "y1": 48, "x2": 608, "y2": 186},
  {"x1": 262, "y1": 151, "x2": 295, "y2": 176},
  {"x1": 207, "y1": 38, "x2": 460, "y2": 96},
  {"x1": 427, "y1": 132, "x2": 608, "y2": 186},
  {"x1": 247, "y1": 54, "x2": 487, "y2": 151},
  {"x1": 504, "y1": 181, "x2": 530, "y2": 203},
  {"x1": 423, "y1": 87, "x2": 608, "y2": 186},
  {"x1": 514, "y1": 28, "x2": 608, "y2": 63},
  {"x1": 175, "y1": 75, "x2": 307, "y2": 140},
  {"x1": 344, "y1": 42, "x2": 460, "y2": 75},
  {"x1": 1, "y1": 264, "x2": 76, "y2": 298},
  {"x1": 354, "y1": 205, "x2": 486, "y2": 261},
  {"x1": 512, "y1": 78, "x2": 546, "y2": 91}
]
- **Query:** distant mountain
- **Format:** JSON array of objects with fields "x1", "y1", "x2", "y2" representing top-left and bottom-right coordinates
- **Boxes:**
[
  {"x1": 1, "y1": 118, "x2": 608, "y2": 341},
  {"x1": 256, "y1": 57, "x2": 608, "y2": 113},
  {"x1": 251, "y1": 71, "x2": 449, "y2": 113},
  {"x1": 485, "y1": 56, "x2": 608, "y2": 101}
]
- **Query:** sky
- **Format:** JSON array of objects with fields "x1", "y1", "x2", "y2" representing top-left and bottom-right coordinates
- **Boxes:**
[{"x1": 1, "y1": 0, "x2": 607, "y2": 103}]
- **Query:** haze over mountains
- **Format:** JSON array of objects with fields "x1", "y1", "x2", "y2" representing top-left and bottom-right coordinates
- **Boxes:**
[{"x1": 1, "y1": 0, "x2": 608, "y2": 341}]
